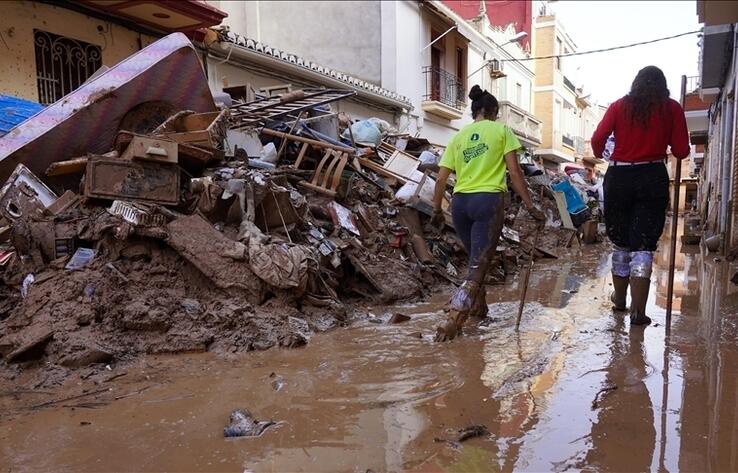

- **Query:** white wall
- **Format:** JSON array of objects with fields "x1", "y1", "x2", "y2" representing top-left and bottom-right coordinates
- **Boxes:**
[
  {"x1": 207, "y1": 59, "x2": 396, "y2": 126},
  {"x1": 209, "y1": 1, "x2": 382, "y2": 85}
]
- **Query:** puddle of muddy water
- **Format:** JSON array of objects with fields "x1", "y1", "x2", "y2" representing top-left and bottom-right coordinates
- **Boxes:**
[{"x1": 2, "y1": 239, "x2": 738, "y2": 472}]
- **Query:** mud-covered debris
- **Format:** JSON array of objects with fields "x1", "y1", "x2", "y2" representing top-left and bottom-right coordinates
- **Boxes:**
[
  {"x1": 269, "y1": 372, "x2": 285, "y2": 391},
  {"x1": 3, "y1": 328, "x2": 53, "y2": 363},
  {"x1": 59, "y1": 344, "x2": 113, "y2": 368},
  {"x1": 387, "y1": 313, "x2": 411, "y2": 324},
  {"x1": 223, "y1": 409, "x2": 276, "y2": 438},
  {"x1": 456, "y1": 424, "x2": 490, "y2": 442}
]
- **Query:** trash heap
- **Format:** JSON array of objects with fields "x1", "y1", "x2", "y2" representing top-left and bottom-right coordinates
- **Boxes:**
[{"x1": 0, "y1": 36, "x2": 589, "y2": 382}]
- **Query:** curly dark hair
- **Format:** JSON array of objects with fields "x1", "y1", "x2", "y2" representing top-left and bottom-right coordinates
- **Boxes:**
[{"x1": 624, "y1": 66, "x2": 670, "y2": 126}]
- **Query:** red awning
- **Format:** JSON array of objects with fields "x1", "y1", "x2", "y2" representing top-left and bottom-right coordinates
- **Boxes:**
[{"x1": 74, "y1": 1, "x2": 227, "y2": 33}]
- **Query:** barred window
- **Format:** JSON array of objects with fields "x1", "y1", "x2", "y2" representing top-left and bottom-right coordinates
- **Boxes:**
[{"x1": 34, "y1": 29, "x2": 102, "y2": 105}]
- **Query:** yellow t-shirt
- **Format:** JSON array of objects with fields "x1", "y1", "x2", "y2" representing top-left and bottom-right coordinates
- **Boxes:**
[{"x1": 439, "y1": 120, "x2": 521, "y2": 194}]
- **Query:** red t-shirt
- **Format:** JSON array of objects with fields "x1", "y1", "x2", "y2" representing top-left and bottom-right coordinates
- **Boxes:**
[{"x1": 591, "y1": 97, "x2": 690, "y2": 162}]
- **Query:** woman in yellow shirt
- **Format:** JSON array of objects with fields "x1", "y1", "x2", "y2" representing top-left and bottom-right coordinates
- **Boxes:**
[{"x1": 432, "y1": 85, "x2": 544, "y2": 341}]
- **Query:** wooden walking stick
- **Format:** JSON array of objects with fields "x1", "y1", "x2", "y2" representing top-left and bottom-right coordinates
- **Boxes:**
[
  {"x1": 516, "y1": 219, "x2": 544, "y2": 331},
  {"x1": 665, "y1": 75, "x2": 688, "y2": 327}
]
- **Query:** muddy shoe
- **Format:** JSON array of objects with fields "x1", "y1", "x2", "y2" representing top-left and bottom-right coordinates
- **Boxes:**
[
  {"x1": 630, "y1": 312, "x2": 652, "y2": 326},
  {"x1": 434, "y1": 310, "x2": 468, "y2": 342},
  {"x1": 611, "y1": 275, "x2": 629, "y2": 311},
  {"x1": 469, "y1": 285, "x2": 489, "y2": 319},
  {"x1": 628, "y1": 276, "x2": 652, "y2": 326},
  {"x1": 610, "y1": 292, "x2": 628, "y2": 312}
]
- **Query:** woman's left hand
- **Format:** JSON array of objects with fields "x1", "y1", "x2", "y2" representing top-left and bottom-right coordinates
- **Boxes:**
[{"x1": 527, "y1": 205, "x2": 546, "y2": 222}]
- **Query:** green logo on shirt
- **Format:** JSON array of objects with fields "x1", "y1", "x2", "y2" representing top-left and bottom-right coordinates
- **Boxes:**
[
  {"x1": 462, "y1": 143, "x2": 489, "y2": 163},
  {"x1": 471, "y1": 133, "x2": 480, "y2": 141}
]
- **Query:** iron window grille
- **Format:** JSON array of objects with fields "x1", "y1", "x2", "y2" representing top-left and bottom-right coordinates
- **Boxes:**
[
  {"x1": 34, "y1": 29, "x2": 102, "y2": 105},
  {"x1": 423, "y1": 66, "x2": 466, "y2": 110}
]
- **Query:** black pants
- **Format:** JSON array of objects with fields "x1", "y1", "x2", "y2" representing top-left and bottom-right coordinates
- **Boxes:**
[
  {"x1": 451, "y1": 192, "x2": 504, "y2": 283},
  {"x1": 603, "y1": 162, "x2": 669, "y2": 251}
]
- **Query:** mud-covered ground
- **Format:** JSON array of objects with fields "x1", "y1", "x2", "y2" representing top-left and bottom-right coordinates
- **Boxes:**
[{"x1": 2, "y1": 222, "x2": 738, "y2": 472}]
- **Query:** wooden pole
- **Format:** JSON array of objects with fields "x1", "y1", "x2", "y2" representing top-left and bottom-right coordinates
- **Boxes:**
[
  {"x1": 665, "y1": 75, "x2": 687, "y2": 326},
  {"x1": 260, "y1": 128, "x2": 355, "y2": 154},
  {"x1": 516, "y1": 220, "x2": 544, "y2": 331}
]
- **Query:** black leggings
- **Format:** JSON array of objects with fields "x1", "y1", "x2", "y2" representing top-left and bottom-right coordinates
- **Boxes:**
[
  {"x1": 603, "y1": 163, "x2": 669, "y2": 251},
  {"x1": 451, "y1": 192, "x2": 504, "y2": 283}
]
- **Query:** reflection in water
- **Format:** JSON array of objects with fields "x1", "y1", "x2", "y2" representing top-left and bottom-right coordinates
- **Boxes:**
[
  {"x1": 653, "y1": 216, "x2": 700, "y2": 311},
  {"x1": 584, "y1": 324, "x2": 656, "y2": 472},
  {"x1": 2, "y1": 243, "x2": 738, "y2": 472}
]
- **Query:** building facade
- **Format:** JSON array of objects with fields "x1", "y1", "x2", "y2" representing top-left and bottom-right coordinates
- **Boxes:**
[
  {"x1": 0, "y1": 1, "x2": 225, "y2": 104},
  {"x1": 207, "y1": 0, "x2": 542, "y2": 149},
  {"x1": 696, "y1": 1, "x2": 738, "y2": 254},
  {"x1": 531, "y1": 12, "x2": 585, "y2": 169}
]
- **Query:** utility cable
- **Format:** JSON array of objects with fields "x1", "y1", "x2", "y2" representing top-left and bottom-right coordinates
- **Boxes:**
[
  {"x1": 470, "y1": 29, "x2": 701, "y2": 77},
  {"x1": 502, "y1": 29, "x2": 702, "y2": 62}
]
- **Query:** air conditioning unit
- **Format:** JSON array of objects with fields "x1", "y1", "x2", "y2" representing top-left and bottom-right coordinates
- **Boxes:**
[{"x1": 488, "y1": 59, "x2": 506, "y2": 79}]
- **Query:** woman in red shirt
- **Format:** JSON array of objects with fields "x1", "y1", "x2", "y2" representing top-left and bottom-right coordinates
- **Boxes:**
[{"x1": 591, "y1": 66, "x2": 690, "y2": 326}]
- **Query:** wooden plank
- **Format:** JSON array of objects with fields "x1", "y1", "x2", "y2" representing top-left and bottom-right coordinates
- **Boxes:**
[
  {"x1": 260, "y1": 128, "x2": 354, "y2": 153},
  {"x1": 46, "y1": 157, "x2": 89, "y2": 176}
]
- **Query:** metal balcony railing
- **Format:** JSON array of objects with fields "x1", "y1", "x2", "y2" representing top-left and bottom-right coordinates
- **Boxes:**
[{"x1": 423, "y1": 66, "x2": 466, "y2": 110}]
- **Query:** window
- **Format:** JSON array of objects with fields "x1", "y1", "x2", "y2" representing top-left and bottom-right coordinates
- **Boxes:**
[
  {"x1": 34, "y1": 29, "x2": 102, "y2": 105},
  {"x1": 516, "y1": 82, "x2": 523, "y2": 107},
  {"x1": 555, "y1": 37, "x2": 563, "y2": 70}
]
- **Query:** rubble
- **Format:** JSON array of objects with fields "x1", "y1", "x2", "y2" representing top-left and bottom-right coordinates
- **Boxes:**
[{"x1": 0, "y1": 32, "x2": 603, "y2": 387}]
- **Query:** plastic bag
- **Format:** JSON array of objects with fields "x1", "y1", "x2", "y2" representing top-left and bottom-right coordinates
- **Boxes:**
[
  {"x1": 419, "y1": 150, "x2": 439, "y2": 166},
  {"x1": 395, "y1": 170, "x2": 436, "y2": 204},
  {"x1": 259, "y1": 142, "x2": 278, "y2": 164},
  {"x1": 341, "y1": 120, "x2": 382, "y2": 147}
]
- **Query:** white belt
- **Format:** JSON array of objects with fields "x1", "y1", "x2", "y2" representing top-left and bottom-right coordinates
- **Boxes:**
[{"x1": 609, "y1": 159, "x2": 665, "y2": 167}]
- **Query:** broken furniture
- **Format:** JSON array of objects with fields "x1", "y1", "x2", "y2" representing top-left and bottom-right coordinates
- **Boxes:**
[
  {"x1": 229, "y1": 88, "x2": 357, "y2": 129},
  {"x1": 0, "y1": 32, "x2": 216, "y2": 182},
  {"x1": 153, "y1": 109, "x2": 228, "y2": 151},
  {"x1": 0, "y1": 164, "x2": 58, "y2": 223},
  {"x1": 84, "y1": 155, "x2": 180, "y2": 205}
]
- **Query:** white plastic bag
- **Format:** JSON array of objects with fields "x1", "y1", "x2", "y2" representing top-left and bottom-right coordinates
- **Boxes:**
[
  {"x1": 342, "y1": 120, "x2": 382, "y2": 147},
  {"x1": 419, "y1": 150, "x2": 439, "y2": 166},
  {"x1": 259, "y1": 142, "x2": 278, "y2": 164},
  {"x1": 395, "y1": 170, "x2": 436, "y2": 204}
]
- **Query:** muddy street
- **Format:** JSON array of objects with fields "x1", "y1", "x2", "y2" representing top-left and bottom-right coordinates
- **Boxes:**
[{"x1": 2, "y1": 227, "x2": 737, "y2": 472}]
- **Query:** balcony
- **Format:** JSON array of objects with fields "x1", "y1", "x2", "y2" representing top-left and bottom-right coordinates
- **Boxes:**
[
  {"x1": 497, "y1": 100, "x2": 542, "y2": 147},
  {"x1": 686, "y1": 75, "x2": 700, "y2": 94},
  {"x1": 421, "y1": 66, "x2": 466, "y2": 120},
  {"x1": 562, "y1": 134, "x2": 575, "y2": 149}
]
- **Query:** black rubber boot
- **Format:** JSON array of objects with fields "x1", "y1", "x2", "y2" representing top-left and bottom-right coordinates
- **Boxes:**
[
  {"x1": 629, "y1": 277, "x2": 652, "y2": 325},
  {"x1": 610, "y1": 275, "x2": 629, "y2": 311}
]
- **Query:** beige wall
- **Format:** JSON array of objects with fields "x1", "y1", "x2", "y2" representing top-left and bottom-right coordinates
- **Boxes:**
[
  {"x1": 535, "y1": 90, "x2": 553, "y2": 148},
  {"x1": 0, "y1": 1, "x2": 157, "y2": 102},
  {"x1": 533, "y1": 23, "x2": 555, "y2": 87}
]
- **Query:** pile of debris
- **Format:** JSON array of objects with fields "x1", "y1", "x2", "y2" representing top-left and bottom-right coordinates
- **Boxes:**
[{"x1": 0, "y1": 33, "x2": 584, "y2": 384}]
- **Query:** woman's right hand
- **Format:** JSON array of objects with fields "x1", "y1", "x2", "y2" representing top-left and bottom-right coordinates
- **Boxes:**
[{"x1": 431, "y1": 209, "x2": 446, "y2": 228}]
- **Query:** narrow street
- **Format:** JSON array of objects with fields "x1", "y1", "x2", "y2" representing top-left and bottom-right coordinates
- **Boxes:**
[{"x1": 2, "y1": 218, "x2": 736, "y2": 472}]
